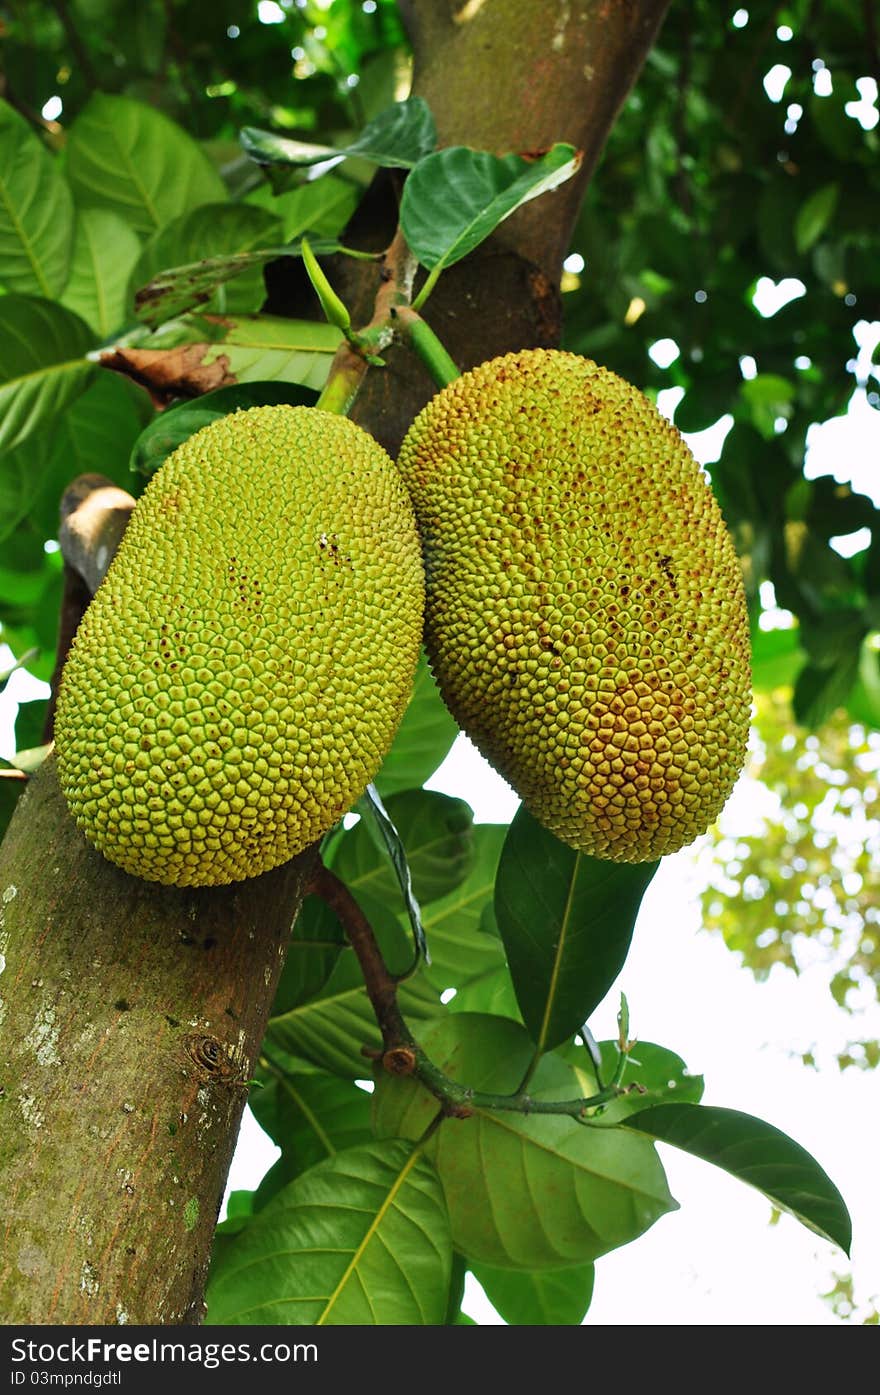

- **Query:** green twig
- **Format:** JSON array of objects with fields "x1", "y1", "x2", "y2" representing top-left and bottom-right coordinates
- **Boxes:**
[{"x1": 393, "y1": 305, "x2": 461, "y2": 388}]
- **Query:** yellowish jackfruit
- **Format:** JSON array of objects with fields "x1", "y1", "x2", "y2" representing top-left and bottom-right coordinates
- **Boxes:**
[
  {"x1": 55, "y1": 405, "x2": 424, "y2": 887},
  {"x1": 397, "y1": 349, "x2": 751, "y2": 862}
]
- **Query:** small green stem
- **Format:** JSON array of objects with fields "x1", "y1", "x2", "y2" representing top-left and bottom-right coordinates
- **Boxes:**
[
  {"x1": 411, "y1": 262, "x2": 443, "y2": 313},
  {"x1": 394, "y1": 306, "x2": 460, "y2": 389}
]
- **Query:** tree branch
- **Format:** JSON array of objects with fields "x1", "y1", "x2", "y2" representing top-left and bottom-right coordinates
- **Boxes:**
[{"x1": 308, "y1": 861, "x2": 633, "y2": 1121}]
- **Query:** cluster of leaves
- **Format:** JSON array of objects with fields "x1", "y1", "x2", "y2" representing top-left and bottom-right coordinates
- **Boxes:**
[
  {"x1": 205, "y1": 788, "x2": 850, "y2": 1324},
  {"x1": 563, "y1": 0, "x2": 880, "y2": 731}
]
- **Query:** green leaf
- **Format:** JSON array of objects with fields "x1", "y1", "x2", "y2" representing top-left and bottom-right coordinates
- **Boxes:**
[
  {"x1": 0, "y1": 433, "x2": 52, "y2": 544},
  {"x1": 267, "y1": 945, "x2": 442, "y2": 1078},
  {"x1": 847, "y1": 640, "x2": 880, "y2": 730},
  {"x1": 740, "y1": 373, "x2": 796, "y2": 438},
  {"x1": 402, "y1": 144, "x2": 580, "y2": 284},
  {"x1": 795, "y1": 182, "x2": 839, "y2": 254},
  {"x1": 132, "y1": 202, "x2": 282, "y2": 322},
  {"x1": 248, "y1": 177, "x2": 360, "y2": 241},
  {"x1": 0, "y1": 98, "x2": 75, "y2": 298},
  {"x1": 473, "y1": 1262, "x2": 595, "y2": 1325},
  {"x1": 420, "y1": 824, "x2": 508, "y2": 995},
  {"x1": 271, "y1": 895, "x2": 346, "y2": 1015},
  {"x1": 450, "y1": 962, "x2": 522, "y2": 1020},
  {"x1": 374, "y1": 652, "x2": 459, "y2": 797},
  {"x1": 750, "y1": 625, "x2": 802, "y2": 693},
  {"x1": 373, "y1": 1014, "x2": 676, "y2": 1269},
  {"x1": 0, "y1": 296, "x2": 97, "y2": 455},
  {"x1": 60, "y1": 209, "x2": 142, "y2": 339},
  {"x1": 625, "y1": 1103, "x2": 851, "y2": 1254},
  {"x1": 206, "y1": 1140, "x2": 452, "y2": 1325},
  {"x1": 1, "y1": 374, "x2": 146, "y2": 548},
  {"x1": 130, "y1": 381, "x2": 318, "y2": 479},
  {"x1": 495, "y1": 807, "x2": 658, "y2": 1052},
  {"x1": 332, "y1": 788, "x2": 475, "y2": 909},
  {"x1": 248, "y1": 1066, "x2": 373, "y2": 1204},
  {"x1": 66, "y1": 94, "x2": 226, "y2": 236},
  {"x1": 241, "y1": 97, "x2": 436, "y2": 172},
  {"x1": 122, "y1": 314, "x2": 342, "y2": 393},
  {"x1": 793, "y1": 652, "x2": 860, "y2": 727},
  {"x1": 198, "y1": 313, "x2": 342, "y2": 391}
]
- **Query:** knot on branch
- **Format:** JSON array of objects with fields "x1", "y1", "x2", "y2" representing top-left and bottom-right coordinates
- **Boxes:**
[{"x1": 382, "y1": 1046, "x2": 418, "y2": 1077}]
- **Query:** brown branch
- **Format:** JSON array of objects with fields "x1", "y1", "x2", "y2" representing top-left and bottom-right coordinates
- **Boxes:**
[
  {"x1": 43, "y1": 475, "x2": 136, "y2": 741},
  {"x1": 308, "y1": 861, "x2": 414, "y2": 1063}
]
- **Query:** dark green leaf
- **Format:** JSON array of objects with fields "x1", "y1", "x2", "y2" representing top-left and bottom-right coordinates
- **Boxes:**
[
  {"x1": 206, "y1": 1140, "x2": 452, "y2": 1324},
  {"x1": 625, "y1": 1103, "x2": 851, "y2": 1253},
  {"x1": 241, "y1": 97, "x2": 436, "y2": 172},
  {"x1": 495, "y1": 807, "x2": 658, "y2": 1051},
  {"x1": 795, "y1": 183, "x2": 839, "y2": 254},
  {"x1": 793, "y1": 652, "x2": 860, "y2": 727},
  {"x1": 131, "y1": 202, "x2": 283, "y2": 323},
  {"x1": 473, "y1": 1262, "x2": 595, "y2": 1325},
  {"x1": 247, "y1": 177, "x2": 360, "y2": 241},
  {"x1": 402, "y1": 144, "x2": 581, "y2": 279},
  {"x1": 130, "y1": 381, "x2": 318, "y2": 479},
  {"x1": 272, "y1": 895, "x2": 346, "y2": 1014},
  {"x1": 267, "y1": 942, "x2": 441, "y2": 1078}
]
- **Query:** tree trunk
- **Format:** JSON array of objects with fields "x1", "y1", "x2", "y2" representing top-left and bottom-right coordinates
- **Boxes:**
[
  {"x1": 0, "y1": 761, "x2": 315, "y2": 1324},
  {"x1": 0, "y1": 0, "x2": 670, "y2": 1325}
]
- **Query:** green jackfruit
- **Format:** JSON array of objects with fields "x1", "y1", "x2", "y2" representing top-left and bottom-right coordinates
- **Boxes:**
[
  {"x1": 55, "y1": 405, "x2": 424, "y2": 887},
  {"x1": 397, "y1": 348, "x2": 751, "y2": 862}
]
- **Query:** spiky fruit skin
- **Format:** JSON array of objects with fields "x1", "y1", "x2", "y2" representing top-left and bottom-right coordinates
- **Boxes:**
[
  {"x1": 397, "y1": 349, "x2": 751, "y2": 863},
  {"x1": 55, "y1": 405, "x2": 424, "y2": 887}
]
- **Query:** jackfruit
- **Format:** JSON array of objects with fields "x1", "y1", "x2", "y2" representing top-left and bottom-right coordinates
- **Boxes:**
[
  {"x1": 397, "y1": 348, "x2": 751, "y2": 862},
  {"x1": 55, "y1": 405, "x2": 424, "y2": 887}
]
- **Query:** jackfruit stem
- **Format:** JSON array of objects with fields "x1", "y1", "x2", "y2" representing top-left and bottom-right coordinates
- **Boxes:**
[
  {"x1": 394, "y1": 306, "x2": 461, "y2": 389},
  {"x1": 315, "y1": 341, "x2": 369, "y2": 415}
]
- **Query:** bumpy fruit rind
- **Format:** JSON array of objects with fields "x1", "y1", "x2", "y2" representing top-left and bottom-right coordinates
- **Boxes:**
[
  {"x1": 397, "y1": 348, "x2": 751, "y2": 862},
  {"x1": 55, "y1": 405, "x2": 425, "y2": 886}
]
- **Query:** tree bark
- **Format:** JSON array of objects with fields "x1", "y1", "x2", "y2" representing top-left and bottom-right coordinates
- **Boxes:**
[
  {"x1": 0, "y1": 0, "x2": 670, "y2": 1325},
  {"x1": 0, "y1": 763, "x2": 315, "y2": 1324},
  {"x1": 332, "y1": 0, "x2": 672, "y2": 459}
]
